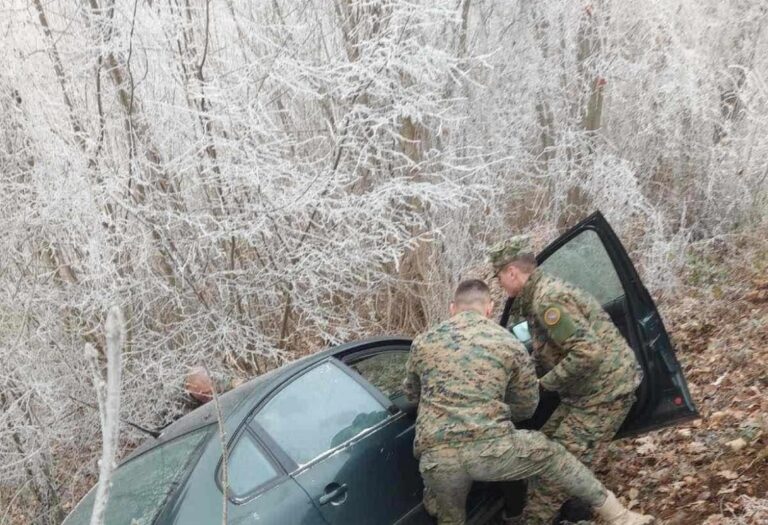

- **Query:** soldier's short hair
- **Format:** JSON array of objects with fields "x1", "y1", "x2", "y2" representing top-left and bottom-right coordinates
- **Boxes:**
[
  {"x1": 506, "y1": 252, "x2": 537, "y2": 273},
  {"x1": 453, "y1": 279, "x2": 491, "y2": 305}
]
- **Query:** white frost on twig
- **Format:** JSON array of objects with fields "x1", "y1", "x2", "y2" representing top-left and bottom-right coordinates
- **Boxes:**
[
  {"x1": 89, "y1": 307, "x2": 124, "y2": 525},
  {"x1": 0, "y1": 0, "x2": 766, "y2": 520}
]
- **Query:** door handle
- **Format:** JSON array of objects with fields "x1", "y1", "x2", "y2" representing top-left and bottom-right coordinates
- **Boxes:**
[{"x1": 319, "y1": 483, "x2": 348, "y2": 505}]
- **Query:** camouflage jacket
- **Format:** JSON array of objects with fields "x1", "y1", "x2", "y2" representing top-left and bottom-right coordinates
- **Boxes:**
[
  {"x1": 514, "y1": 269, "x2": 641, "y2": 408},
  {"x1": 403, "y1": 310, "x2": 539, "y2": 455}
]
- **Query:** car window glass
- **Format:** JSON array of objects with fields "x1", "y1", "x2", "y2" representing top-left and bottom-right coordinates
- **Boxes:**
[
  {"x1": 349, "y1": 351, "x2": 409, "y2": 399},
  {"x1": 253, "y1": 361, "x2": 388, "y2": 466},
  {"x1": 62, "y1": 427, "x2": 210, "y2": 525},
  {"x1": 224, "y1": 432, "x2": 279, "y2": 497},
  {"x1": 540, "y1": 229, "x2": 624, "y2": 305}
]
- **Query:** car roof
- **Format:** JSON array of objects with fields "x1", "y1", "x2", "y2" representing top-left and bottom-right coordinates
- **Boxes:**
[{"x1": 122, "y1": 336, "x2": 411, "y2": 464}]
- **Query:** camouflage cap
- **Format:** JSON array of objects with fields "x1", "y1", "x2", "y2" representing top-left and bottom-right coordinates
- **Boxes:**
[{"x1": 486, "y1": 235, "x2": 531, "y2": 273}]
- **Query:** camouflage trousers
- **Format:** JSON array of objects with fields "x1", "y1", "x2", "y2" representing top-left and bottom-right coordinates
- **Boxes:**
[
  {"x1": 524, "y1": 395, "x2": 635, "y2": 525},
  {"x1": 418, "y1": 430, "x2": 607, "y2": 525}
]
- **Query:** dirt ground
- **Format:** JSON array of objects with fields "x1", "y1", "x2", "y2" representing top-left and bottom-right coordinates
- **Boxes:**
[{"x1": 596, "y1": 244, "x2": 768, "y2": 524}]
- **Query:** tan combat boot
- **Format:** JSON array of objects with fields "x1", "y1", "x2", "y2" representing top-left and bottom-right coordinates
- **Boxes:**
[{"x1": 594, "y1": 491, "x2": 655, "y2": 524}]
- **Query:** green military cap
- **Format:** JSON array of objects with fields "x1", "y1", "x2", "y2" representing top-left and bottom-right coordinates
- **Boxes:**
[{"x1": 486, "y1": 235, "x2": 531, "y2": 273}]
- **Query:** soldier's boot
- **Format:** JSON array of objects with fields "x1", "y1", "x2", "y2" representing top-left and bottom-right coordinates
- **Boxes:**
[
  {"x1": 593, "y1": 492, "x2": 654, "y2": 525},
  {"x1": 558, "y1": 497, "x2": 594, "y2": 523}
]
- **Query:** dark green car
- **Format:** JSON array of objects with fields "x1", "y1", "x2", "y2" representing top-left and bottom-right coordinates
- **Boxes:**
[{"x1": 63, "y1": 212, "x2": 697, "y2": 525}]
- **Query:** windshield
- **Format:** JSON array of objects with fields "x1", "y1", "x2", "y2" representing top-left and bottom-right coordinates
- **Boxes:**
[{"x1": 63, "y1": 426, "x2": 211, "y2": 525}]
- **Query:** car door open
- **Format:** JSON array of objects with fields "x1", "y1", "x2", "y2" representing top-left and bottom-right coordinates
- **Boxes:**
[{"x1": 501, "y1": 211, "x2": 698, "y2": 437}]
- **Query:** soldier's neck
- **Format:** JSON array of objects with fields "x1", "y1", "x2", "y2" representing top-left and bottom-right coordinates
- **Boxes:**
[
  {"x1": 452, "y1": 308, "x2": 486, "y2": 319},
  {"x1": 515, "y1": 268, "x2": 543, "y2": 311}
]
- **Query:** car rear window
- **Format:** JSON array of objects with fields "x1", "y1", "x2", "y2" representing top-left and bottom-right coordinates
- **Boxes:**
[{"x1": 62, "y1": 426, "x2": 211, "y2": 525}]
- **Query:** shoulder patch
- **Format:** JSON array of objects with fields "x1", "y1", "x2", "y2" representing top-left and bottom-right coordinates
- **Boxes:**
[
  {"x1": 543, "y1": 307, "x2": 561, "y2": 326},
  {"x1": 537, "y1": 303, "x2": 578, "y2": 344}
]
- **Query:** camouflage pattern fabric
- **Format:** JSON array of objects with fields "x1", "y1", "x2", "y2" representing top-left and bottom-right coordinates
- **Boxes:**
[
  {"x1": 541, "y1": 395, "x2": 635, "y2": 464},
  {"x1": 403, "y1": 310, "x2": 539, "y2": 456},
  {"x1": 525, "y1": 394, "x2": 635, "y2": 524},
  {"x1": 514, "y1": 269, "x2": 642, "y2": 407},
  {"x1": 419, "y1": 431, "x2": 607, "y2": 525},
  {"x1": 511, "y1": 269, "x2": 642, "y2": 523},
  {"x1": 487, "y1": 235, "x2": 532, "y2": 273}
]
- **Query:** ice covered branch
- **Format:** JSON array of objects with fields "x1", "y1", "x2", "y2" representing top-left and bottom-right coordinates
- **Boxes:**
[{"x1": 87, "y1": 307, "x2": 125, "y2": 525}]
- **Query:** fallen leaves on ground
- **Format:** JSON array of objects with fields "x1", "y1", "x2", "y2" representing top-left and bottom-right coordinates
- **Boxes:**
[{"x1": 598, "y1": 259, "x2": 768, "y2": 524}]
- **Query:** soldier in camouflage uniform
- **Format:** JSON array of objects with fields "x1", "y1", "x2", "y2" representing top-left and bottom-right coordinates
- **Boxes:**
[
  {"x1": 488, "y1": 237, "x2": 643, "y2": 524},
  {"x1": 404, "y1": 279, "x2": 653, "y2": 525}
]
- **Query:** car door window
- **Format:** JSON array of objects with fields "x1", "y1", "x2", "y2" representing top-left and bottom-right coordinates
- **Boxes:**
[
  {"x1": 348, "y1": 351, "x2": 409, "y2": 399},
  {"x1": 253, "y1": 361, "x2": 388, "y2": 466},
  {"x1": 223, "y1": 431, "x2": 279, "y2": 498},
  {"x1": 540, "y1": 229, "x2": 624, "y2": 305}
]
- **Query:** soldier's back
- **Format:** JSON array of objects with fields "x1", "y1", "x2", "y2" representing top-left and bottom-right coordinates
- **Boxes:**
[{"x1": 411, "y1": 310, "x2": 528, "y2": 453}]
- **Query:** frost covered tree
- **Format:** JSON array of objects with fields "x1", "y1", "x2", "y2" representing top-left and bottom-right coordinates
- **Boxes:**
[{"x1": 0, "y1": 0, "x2": 766, "y2": 521}]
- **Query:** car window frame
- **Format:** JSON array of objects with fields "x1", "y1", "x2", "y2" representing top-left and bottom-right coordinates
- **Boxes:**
[
  {"x1": 247, "y1": 357, "x2": 398, "y2": 475},
  {"x1": 215, "y1": 426, "x2": 288, "y2": 504},
  {"x1": 538, "y1": 228, "x2": 627, "y2": 305},
  {"x1": 501, "y1": 225, "x2": 631, "y2": 327}
]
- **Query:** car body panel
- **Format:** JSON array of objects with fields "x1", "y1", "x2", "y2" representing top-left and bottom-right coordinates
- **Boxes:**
[
  {"x1": 158, "y1": 425, "x2": 326, "y2": 525},
  {"x1": 227, "y1": 342, "x2": 429, "y2": 525},
  {"x1": 289, "y1": 411, "x2": 424, "y2": 524},
  {"x1": 223, "y1": 353, "x2": 427, "y2": 525}
]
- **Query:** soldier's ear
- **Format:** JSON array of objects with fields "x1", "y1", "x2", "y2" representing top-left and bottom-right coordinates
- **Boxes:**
[
  {"x1": 484, "y1": 300, "x2": 494, "y2": 318},
  {"x1": 449, "y1": 302, "x2": 457, "y2": 316}
]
